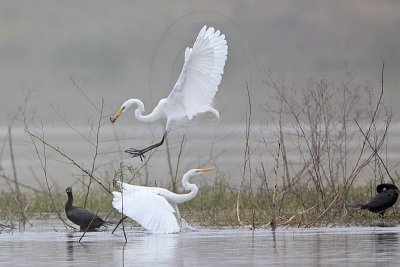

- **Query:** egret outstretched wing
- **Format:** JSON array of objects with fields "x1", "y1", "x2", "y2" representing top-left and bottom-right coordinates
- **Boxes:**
[
  {"x1": 112, "y1": 168, "x2": 215, "y2": 234},
  {"x1": 111, "y1": 26, "x2": 228, "y2": 159},
  {"x1": 112, "y1": 190, "x2": 180, "y2": 234},
  {"x1": 166, "y1": 26, "x2": 228, "y2": 119}
]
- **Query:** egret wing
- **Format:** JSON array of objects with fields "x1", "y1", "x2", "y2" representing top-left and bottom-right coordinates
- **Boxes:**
[
  {"x1": 166, "y1": 26, "x2": 228, "y2": 119},
  {"x1": 112, "y1": 190, "x2": 180, "y2": 234}
]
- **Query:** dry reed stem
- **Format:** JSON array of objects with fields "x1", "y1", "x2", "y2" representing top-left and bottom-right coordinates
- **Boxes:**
[
  {"x1": 25, "y1": 127, "x2": 111, "y2": 194},
  {"x1": 25, "y1": 118, "x2": 75, "y2": 229},
  {"x1": 236, "y1": 82, "x2": 252, "y2": 228},
  {"x1": 84, "y1": 98, "x2": 104, "y2": 208},
  {"x1": 271, "y1": 141, "x2": 281, "y2": 230},
  {"x1": 8, "y1": 126, "x2": 28, "y2": 228}
]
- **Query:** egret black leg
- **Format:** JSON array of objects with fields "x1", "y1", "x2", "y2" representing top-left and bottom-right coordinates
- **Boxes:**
[
  {"x1": 125, "y1": 131, "x2": 167, "y2": 161},
  {"x1": 112, "y1": 216, "x2": 128, "y2": 234}
]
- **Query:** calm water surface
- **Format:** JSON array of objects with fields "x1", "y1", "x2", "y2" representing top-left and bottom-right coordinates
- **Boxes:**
[{"x1": 1, "y1": 220, "x2": 400, "y2": 266}]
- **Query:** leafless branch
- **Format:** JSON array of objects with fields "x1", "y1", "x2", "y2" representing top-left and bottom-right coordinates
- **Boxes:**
[
  {"x1": 84, "y1": 98, "x2": 104, "y2": 207},
  {"x1": 24, "y1": 118, "x2": 75, "y2": 229},
  {"x1": 69, "y1": 74, "x2": 101, "y2": 112},
  {"x1": 24, "y1": 125, "x2": 111, "y2": 194},
  {"x1": 236, "y1": 82, "x2": 253, "y2": 228}
]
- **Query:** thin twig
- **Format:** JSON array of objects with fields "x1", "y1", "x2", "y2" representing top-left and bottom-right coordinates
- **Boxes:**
[
  {"x1": 171, "y1": 136, "x2": 186, "y2": 192},
  {"x1": 236, "y1": 82, "x2": 252, "y2": 228},
  {"x1": 0, "y1": 174, "x2": 40, "y2": 193},
  {"x1": 84, "y1": 98, "x2": 104, "y2": 207},
  {"x1": 271, "y1": 141, "x2": 281, "y2": 230},
  {"x1": 69, "y1": 74, "x2": 101, "y2": 112},
  {"x1": 25, "y1": 118, "x2": 74, "y2": 229},
  {"x1": 24, "y1": 126, "x2": 111, "y2": 194},
  {"x1": 8, "y1": 126, "x2": 28, "y2": 228},
  {"x1": 78, "y1": 208, "x2": 100, "y2": 243}
]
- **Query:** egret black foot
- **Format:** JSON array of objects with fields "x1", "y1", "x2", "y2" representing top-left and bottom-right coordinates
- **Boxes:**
[
  {"x1": 124, "y1": 132, "x2": 167, "y2": 161},
  {"x1": 125, "y1": 148, "x2": 146, "y2": 161}
]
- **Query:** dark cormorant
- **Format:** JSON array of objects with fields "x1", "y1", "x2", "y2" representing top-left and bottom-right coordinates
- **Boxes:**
[
  {"x1": 65, "y1": 187, "x2": 106, "y2": 231},
  {"x1": 348, "y1": 183, "x2": 399, "y2": 217}
]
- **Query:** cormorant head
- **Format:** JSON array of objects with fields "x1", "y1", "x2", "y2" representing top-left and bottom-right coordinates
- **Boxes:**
[
  {"x1": 377, "y1": 183, "x2": 399, "y2": 193},
  {"x1": 66, "y1": 187, "x2": 72, "y2": 193}
]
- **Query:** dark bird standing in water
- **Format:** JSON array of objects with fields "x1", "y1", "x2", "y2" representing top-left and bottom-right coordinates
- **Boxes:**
[
  {"x1": 65, "y1": 187, "x2": 106, "y2": 231},
  {"x1": 348, "y1": 183, "x2": 399, "y2": 217}
]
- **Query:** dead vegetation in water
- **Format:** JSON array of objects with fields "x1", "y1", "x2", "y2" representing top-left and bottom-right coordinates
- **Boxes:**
[
  {"x1": 1, "y1": 181, "x2": 400, "y2": 229},
  {"x1": 1, "y1": 64, "x2": 399, "y2": 232}
]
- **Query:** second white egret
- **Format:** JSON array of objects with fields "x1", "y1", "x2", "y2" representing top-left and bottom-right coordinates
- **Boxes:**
[{"x1": 112, "y1": 168, "x2": 215, "y2": 234}]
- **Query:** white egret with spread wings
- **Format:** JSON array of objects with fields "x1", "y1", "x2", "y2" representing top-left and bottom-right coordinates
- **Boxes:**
[
  {"x1": 110, "y1": 26, "x2": 228, "y2": 160},
  {"x1": 112, "y1": 168, "x2": 215, "y2": 234}
]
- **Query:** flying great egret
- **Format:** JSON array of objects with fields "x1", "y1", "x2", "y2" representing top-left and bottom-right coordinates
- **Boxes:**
[
  {"x1": 65, "y1": 187, "x2": 107, "y2": 231},
  {"x1": 112, "y1": 167, "x2": 215, "y2": 234},
  {"x1": 347, "y1": 183, "x2": 399, "y2": 217},
  {"x1": 110, "y1": 25, "x2": 228, "y2": 160}
]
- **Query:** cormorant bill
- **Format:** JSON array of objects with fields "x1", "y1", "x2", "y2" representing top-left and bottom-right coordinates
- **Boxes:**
[
  {"x1": 348, "y1": 183, "x2": 399, "y2": 217},
  {"x1": 65, "y1": 187, "x2": 106, "y2": 231}
]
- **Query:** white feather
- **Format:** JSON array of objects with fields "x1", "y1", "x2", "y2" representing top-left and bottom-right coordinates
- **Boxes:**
[
  {"x1": 166, "y1": 25, "x2": 228, "y2": 120},
  {"x1": 113, "y1": 188, "x2": 180, "y2": 234},
  {"x1": 112, "y1": 168, "x2": 214, "y2": 234},
  {"x1": 111, "y1": 26, "x2": 227, "y2": 158}
]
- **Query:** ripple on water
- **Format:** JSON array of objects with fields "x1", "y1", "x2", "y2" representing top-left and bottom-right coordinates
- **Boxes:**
[{"x1": 1, "y1": 221, "x2": 400, "y2": 266}]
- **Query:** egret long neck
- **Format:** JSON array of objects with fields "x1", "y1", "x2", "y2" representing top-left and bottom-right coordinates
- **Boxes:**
[
  {"x1": 127, "y1": 99, "x2": 162, "y2": 123},
  {"x1": 181, "y1": 172, "x2": 198, "y2": 202},
  {"x1": 154, "y1": 172, "x2": 199, "y2": 204}
]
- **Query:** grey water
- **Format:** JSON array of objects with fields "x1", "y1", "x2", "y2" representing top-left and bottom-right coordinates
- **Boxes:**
[
  {"x1": 1, "y1": 221, "x2": 400, "y2": 266},
  {"x1": 2, "y1": 121, "x2": 400, "y2": 189}
]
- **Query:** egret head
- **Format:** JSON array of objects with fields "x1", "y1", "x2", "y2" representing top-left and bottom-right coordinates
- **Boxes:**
[
  {"x1": 182, "y1": 168, "x2": 215, "y2": 190},
  {"x1": 110, "y1": 105, "x2": 126, "y2": 124}
]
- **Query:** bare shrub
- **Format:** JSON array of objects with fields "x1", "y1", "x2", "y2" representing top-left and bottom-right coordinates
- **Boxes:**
[{"x1": 261, "y1": 63, "x2": 392, "y2": 226}]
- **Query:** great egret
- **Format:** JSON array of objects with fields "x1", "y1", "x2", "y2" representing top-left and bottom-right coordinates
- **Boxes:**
[
  {"x1": 112, "y1": 167, "x2": 215, "y2": 234},
  {"x1": 65, "y1": 187, "x2": 107, "y2": 231},
  {"x1": 347, "y1": 183, "x2": 399, "y2": 217},
  {"x1": 110, "y1": 25, "x2": 228, "y2": 160}
]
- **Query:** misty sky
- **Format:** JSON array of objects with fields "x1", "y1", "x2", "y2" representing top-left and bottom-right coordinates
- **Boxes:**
[
  {"x1": 1, "y1": 0, "x2": 400, "y2": 188},
  {"x1": 1, "y1": 0, "x2": 399, "y2": 126}
]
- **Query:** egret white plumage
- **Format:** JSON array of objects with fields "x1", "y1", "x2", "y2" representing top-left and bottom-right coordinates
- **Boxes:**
[
  {"x1": 112, "y1": 168, "x2": 215, "y2": 234},
  {"x1": 110, "y1": 26, "x2": 228, "y2": 160}
]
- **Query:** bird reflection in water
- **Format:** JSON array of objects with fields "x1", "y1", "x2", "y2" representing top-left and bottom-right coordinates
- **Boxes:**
[
  {"x1": 375, "y1": 232, "x2": 399, "y2": 260},
  {"x1": 66, "y1": 232, "x2": 90, "y2": 263},
  {"x1": 66, "y1": 233, "x2": 74, "y2": 262},
  {"x1": 118, "y1": 234, "x2": 179, "y2": 265}
]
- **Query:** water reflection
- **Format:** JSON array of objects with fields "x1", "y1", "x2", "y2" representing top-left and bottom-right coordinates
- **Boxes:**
[
  {"x1": 121, "y1": 234, "x2": 179, "y2": 265},
  {"x1": 1, "y1": 226, "x2": 400, "y2": 266},
  {"x1": 375, "y1": 232, "x2": 399, "y2": 257},
  {"x1": 66, "y1": 233, "x2": 74, "y2": 262}
]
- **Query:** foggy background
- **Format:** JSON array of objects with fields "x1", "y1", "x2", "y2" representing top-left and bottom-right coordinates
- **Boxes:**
[{"x1": 1, "y1": 0, "x2": 399, "y2": 188}]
